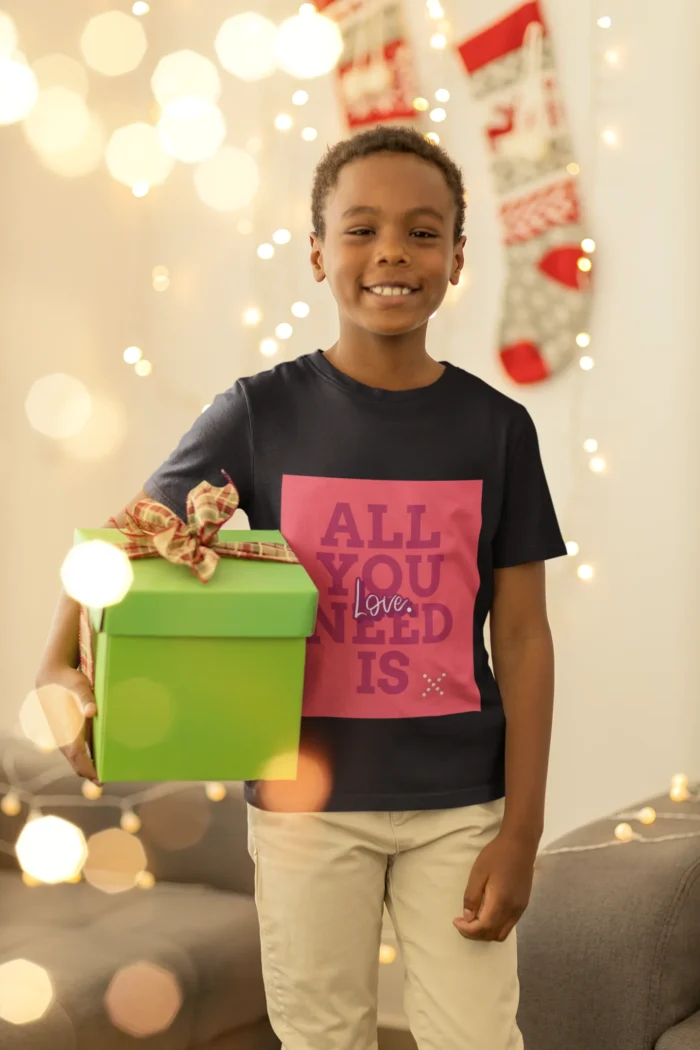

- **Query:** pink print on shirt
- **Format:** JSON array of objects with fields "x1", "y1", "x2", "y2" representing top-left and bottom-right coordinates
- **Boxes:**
[{"x1": 280, "y1": 476, "x2": 483, "y2": 719}]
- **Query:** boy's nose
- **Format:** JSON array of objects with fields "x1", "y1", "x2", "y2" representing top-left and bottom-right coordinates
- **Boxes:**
[{"x1": 374, "y1": 241, "x2": 410, "y2": 266}]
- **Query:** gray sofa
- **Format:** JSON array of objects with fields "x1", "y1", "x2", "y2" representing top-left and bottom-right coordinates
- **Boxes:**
[{"x1": 0, "y1": 735, "x2": 698, "y2": 1050}]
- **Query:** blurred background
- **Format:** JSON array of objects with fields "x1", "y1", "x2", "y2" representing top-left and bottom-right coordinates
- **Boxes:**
[{"x1": 1, "y1": 1, "x2": 700, "y2": 1046}]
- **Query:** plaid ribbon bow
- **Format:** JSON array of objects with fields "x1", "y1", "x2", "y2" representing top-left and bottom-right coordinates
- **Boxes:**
[{"x1": 79, "y1": 472, "x2": 299, "y2": 688}]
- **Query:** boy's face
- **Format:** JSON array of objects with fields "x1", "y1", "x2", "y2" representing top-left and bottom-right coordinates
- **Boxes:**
[{"x1": 311, "y1": 152, "x2": 466, "y2": 338}]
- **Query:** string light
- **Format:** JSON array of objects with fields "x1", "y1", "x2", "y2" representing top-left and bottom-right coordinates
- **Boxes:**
[
  {"x1": 292, "y1": 90, "x2": 309, "y2": 105},
  {"x1": 257, "y1": 243, "x2": 274, "y2": 260},
  {"x1": 579, "y1": 355, "x2": 595, "y2": 370},
  {"x1": 429, "y1": 107, "x2": 446, "y2": 122},
  {"x1": 120, "y1": 810, "x2": 141, "y2": 833},
  {"x1": 379, "y1": 944, "x2": 396, "y2": 964},
  {"x1": 205, "y1": 782, "x2": 227, "y2": 802},
  {"x1": 274, "y1": 113, "x2": 292, "y2": 131},
  {"x1": 301, "y1": 126, "x2": 317, "y2": 141},
  {"x1": 272, "y1": 228, "x2": 291, "y2": 244}
]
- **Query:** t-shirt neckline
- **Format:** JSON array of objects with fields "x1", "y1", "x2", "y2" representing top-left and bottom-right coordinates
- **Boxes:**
[{"x1": 307, "y1": 349, "x2": 453, "y2": 403}]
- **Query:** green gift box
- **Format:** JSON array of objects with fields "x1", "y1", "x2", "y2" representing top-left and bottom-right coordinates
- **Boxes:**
[{"x1": 74, "y1": 527, "x2": 318, "y2": 783}]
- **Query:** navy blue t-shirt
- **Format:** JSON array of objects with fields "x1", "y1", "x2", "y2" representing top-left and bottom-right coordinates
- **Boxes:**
[{"x1": 145, "y1": 350, "x2": 567, "y2": 812}]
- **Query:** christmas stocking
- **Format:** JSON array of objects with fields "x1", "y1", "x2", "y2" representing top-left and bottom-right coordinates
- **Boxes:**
[
  {"x1": 316, "y1": 0, "x2": 420, "y2": 130},
  {"x1": 456, "y1": 1, "x2": 593, "y2": 384}
]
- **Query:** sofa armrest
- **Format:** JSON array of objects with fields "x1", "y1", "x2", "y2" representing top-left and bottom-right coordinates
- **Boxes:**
[{"x1": 656, "y1": 1010, "x2": 700, "y2": 1050}]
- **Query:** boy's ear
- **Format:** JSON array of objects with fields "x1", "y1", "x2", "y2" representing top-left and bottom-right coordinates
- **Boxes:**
[
  {"x1": 450, "y1": 235, "x2": 467, "y2": 285},
  {"x1": 310, "y1": 233, "x2": 326, "y2": 284}
]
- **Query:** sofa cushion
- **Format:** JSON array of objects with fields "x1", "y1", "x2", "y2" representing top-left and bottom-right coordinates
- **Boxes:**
[
  {"x1": 0, "y1": 873, "x2": 267, "y2": 1050},
  {"x1": 517, "y1": 788, "x2": 700, "y2": 1050}
]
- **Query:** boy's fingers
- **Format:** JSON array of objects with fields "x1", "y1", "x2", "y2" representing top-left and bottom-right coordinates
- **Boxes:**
[{"x1": 62, "y1": 741, "x2": 100, "y2": 785}]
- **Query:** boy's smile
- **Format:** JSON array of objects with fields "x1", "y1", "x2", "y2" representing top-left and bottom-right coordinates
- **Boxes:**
[{"x1": 311, "y1": 152, "x2": 465, "y2": 338}]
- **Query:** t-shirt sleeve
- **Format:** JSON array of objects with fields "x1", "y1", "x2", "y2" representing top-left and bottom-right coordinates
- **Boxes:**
[
  {"x1": 143, "y1": 381, "x2": 253, "y2": 523},
  {"x1": 492, "y1": 405, "x2": 568, "y2": 569}
]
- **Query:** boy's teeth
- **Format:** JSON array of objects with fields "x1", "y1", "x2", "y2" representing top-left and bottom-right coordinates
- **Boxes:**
[{"x1": 368, "y1": 285, "x2": 414, "y2": 296}]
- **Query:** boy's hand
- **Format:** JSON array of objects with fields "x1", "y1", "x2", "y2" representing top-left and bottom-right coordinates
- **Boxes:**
[
  {"x1": 35, "y1": 667, "x2": 102, "y2": 786},
  {"x1": 454, "y1": 830, "x2": 537, "y2": 942}
]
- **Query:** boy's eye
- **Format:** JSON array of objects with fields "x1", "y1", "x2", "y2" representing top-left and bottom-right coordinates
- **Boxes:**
[{"x1": 345, "y1": 228, "x2": 439, "y2": 239}]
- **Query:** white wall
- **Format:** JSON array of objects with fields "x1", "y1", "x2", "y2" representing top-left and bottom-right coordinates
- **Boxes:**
[{"x1": 2, "y1": 0, "x2": 698, "y2": 846}]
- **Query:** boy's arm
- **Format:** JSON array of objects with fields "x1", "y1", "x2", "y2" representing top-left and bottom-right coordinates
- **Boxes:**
[{"x1": 489, "y1": 560, "x2": 555, "y2": 849}]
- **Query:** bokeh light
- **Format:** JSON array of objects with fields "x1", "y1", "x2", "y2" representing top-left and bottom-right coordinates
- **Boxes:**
[
  {"x1": 135, "y1": 359, "x2": 153, "y2": 376},
  {"x1": 106, "y1": 962, "x2": 182, "y2": 1037},
  {"x1": 291, "y1": 301, "x2": 310, "y2": 318},
  {"x1": 83, "y1": 828, "x2": 147, "y2": 894},
  {"x1": 16, "y1": 816, "x2": 88, "y2": 884},
  {"x1": 23, "y1": 86, "x2": 91, "y2": 157},
  {"x1": 0, "y1": 56, "x2": 38, "y2": 124},
  {"x1": 243, "y1": 307, "x2": 262, "y2": 326},
  {"x1": 301, "y1": 126, "x2": 317, "y2": 141},
  {"x1": 140, "y1": 788, "x2": 212, "y2": 849},
  {"x1": 59, "y1": 394, "x2": 128, "y2": 462},
  {"x1": 215, "y1": 13, "x2": 277, "y2": 82},
  {"x1": 259, "y1": 747, "x2": 332, "y2": 812},
  {"x1": 272, "y1": 228, "x2": 291, "y2": 244},
  {"x1": 25, "y1": 373, "x2": 92, "y2": 439},
  {"x1": 0, "y1": 11, "x2": 17, "y2": 57},
  {"x1": 260, "y1": 338, "x2": 278, "y2": 357},
  {"x1": 123, "y1": 345, "x2": 143, "y2": 364},
  {"x1": 292, "y1": 89, "x2": 309, "y2": 105},
  {"x1": 82, "y1": 781, "x2": 103, "y2": 800},
  {"x1": 106, "y1": 122, "x2": 175, "y2": 189},
  {"x1": 274, "y1": 9, "x2": 343, "y2": 80},
  {"x1": 275, "y1": 323, "x2": 293, "y2": 340},
  {"x1": 157, "y1": 97, "x2": 226, "y2": 163},
  {"x1": 60, "y1": 539, "x2": 134, "y2": 608},
  {"x1": 151, "y1": 49, "x2": 221, "y2": 106},
  {"x1": 35, "y1": 111, "x2": 106, "y2": 178},
  {"x1": 0, "y1": 960, "x2": 54, "y2": 1024},
  {"x1": 137, "y1": 870, "x2": 156, "y2": 888},
  {"x1": 20, "y1": 685, "x2": 84, "y2": 752},
  {"x1": 205, "y1": 782, "x2": 227, "y2": 802},
  {"x1": 1, "y1": 791, "x2": 21, "y2": 817},
  {"x1": 152, "y1": 266, "x2": 170, "y2": 291},
  {"x1": 257, "y1": 243, "x2": 274, "y2": 260},
  {"x1": 32, "y1": 53, "x2": 89, "y2": 98},
  {"x1": 80, "y1": 11, "x2": 147, "y2": 77},
  {"x1": 379, "y1": 944, "x2": 397, "y2": 964},
  {"x1": 194, "y1": 146, "x2": 259, "y2": 212},
  {"x1": 274, "y1": 112, "x2": 292, "y2": 131}
]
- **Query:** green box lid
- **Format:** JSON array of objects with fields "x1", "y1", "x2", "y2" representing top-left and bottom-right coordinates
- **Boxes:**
[{"x1": 74, "y1": 528, "x2": 318, "y2": 639}]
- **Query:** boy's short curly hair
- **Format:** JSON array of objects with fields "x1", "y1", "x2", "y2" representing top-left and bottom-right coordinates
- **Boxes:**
[{"x1": 311, "y1": 124, "x2": 467, "y2": 244}]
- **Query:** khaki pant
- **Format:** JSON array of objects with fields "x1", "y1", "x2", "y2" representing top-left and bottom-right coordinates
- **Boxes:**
[{"x1": 247, "y1": 798, "x2": 524, "y2": 1050}]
